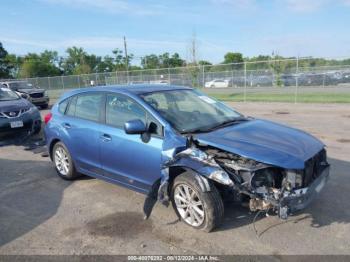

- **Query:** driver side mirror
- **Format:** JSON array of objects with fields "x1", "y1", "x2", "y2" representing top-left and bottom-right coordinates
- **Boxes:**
[{"x1": 124, "y1": 119, "x2": 147, "y2": 134}]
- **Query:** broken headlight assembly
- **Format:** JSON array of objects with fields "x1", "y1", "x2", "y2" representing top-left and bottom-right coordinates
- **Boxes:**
[{"x1": 283, "y1": 170, "x2": 303, "y2": 191}]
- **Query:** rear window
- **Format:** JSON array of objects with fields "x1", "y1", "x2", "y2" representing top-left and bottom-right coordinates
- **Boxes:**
[{"x1": 8, "y1": 82, "x2": 33, "y2": 90}]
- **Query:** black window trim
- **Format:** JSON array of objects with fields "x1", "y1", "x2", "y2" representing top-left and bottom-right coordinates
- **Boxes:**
[{"x1": 58, "y1": 97, "x2": 70, "y2": 115}]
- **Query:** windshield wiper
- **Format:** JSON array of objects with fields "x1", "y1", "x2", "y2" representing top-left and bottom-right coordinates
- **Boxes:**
[
  {"x1": 209, "y1": 117, "x2": 248, "y2": 131},
  {"x1": 183, "y1": 117, "x2": 248, "y2": 134},
  {"x1": 181, "y1": 127, "x2": 211, "y2": 134}
]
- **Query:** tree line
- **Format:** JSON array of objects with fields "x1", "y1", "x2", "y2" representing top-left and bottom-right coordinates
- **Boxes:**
[{"x1": 0, "y1": 41, "x2": 349, "y2": 79}]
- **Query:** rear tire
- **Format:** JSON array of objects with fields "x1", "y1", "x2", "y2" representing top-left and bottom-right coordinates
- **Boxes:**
[
  {"x1": 171, "y1": 171, "x2": 224, "y2": 232},
  {"x1": 52, "y1": 142, "x2": 79, "y2": 180}
]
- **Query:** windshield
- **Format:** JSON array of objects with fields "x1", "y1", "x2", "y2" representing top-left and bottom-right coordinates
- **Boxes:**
[
  {"x1": 8, "y1": 82, "x2": 34, "y2": 90},
  {"x1": 140, "y1": 90, "x2": 242, "y2": 133},
  {"x1": 0, "y1": 87, "x2": 20, "y2": 101}
]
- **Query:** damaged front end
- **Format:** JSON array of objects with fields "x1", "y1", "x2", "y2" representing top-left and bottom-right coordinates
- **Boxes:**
[
  {"x1": 207, "y1": 147, "x2": 330, "y2": 219},
  {"x1": 145, "y1": 135, "x2": 330, "y2": 220}
]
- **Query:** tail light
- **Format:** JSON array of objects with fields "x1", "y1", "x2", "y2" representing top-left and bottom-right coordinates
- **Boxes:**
[{"x1": 44, "y1": 112, "x2": 52, "y2": 124}]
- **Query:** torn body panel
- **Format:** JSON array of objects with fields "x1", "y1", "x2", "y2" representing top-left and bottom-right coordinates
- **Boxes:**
[
  {"x1": 157, "y1": 146, "x2": 234, "y2": 204},
  {"x1": 143, "y1": 131, "x2": 233, "y2": 218},
  {"x1": 144, "y1": 129, "x2": 330, "y2": 221},
  {"x1": 204, "y1": 146, "x2": 330, "y2": 218}
]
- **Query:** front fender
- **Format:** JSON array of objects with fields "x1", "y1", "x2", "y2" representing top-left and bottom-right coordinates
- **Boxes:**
[{"x1": 143, "y1": 146, "x2": 234, "y2": 219}]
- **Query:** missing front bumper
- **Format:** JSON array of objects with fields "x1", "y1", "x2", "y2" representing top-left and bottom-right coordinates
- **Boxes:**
[{"x1": 278, "y1": 164, "x2": 330, "y2": 219}]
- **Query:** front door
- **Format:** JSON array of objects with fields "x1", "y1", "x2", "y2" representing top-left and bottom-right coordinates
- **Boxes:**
[{"x1": 100, "y1": 93, "x2": 163, "y2": 194}]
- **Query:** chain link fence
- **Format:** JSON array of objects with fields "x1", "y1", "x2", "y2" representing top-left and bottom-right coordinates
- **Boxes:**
[{"x1": 15, "y1": 57, "x2": 350, "y2": 103}]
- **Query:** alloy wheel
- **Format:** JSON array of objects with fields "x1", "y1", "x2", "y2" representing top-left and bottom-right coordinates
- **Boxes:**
[
  {"x1": 54, "y1": 146, "x2": 70, "y2": 176},
  {"x1": 174, "y1": 184, "x2": 205, "y2": 227}
]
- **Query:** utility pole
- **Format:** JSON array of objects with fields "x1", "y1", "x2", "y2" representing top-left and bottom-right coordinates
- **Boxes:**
[
  {"x1": 190, "y1": 31, "x2": 197, "y2": 64},
  {"x1": 123, "y1": 36, "x2": 129, "y2": 84},
  {"x1": 294, "y1": 55, "x2": 299, "y2": 104},
  {"x1": 143, "y1": 56, "x2": 147, "y2": 69}
]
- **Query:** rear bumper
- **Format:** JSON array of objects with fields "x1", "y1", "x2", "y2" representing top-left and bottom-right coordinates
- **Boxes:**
[{"x1": 278, "y1": 164, "x2": 330, "y2": 218}]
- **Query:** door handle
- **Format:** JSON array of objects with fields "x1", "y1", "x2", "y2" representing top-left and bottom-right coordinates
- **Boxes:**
[
  {"x1": 100, "y1": 134, "x2": 112, "y2": 142},
  {"x1": 63, "y1": 123, "x2": 71, "y2": 129}
]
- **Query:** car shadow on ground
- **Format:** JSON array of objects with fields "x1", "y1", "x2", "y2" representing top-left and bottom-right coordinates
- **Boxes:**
[
  {"x1": 0, "y1": 132, "x2": 58, "y2": 247},
  {"x1": 0, "y1": 128, "x2": 48, "y2": 155},
  {"x1": 216, "y1": 157, "x2": 350, "y2": 234}
]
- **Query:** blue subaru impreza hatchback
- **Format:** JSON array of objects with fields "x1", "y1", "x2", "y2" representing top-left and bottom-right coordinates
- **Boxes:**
[{"x1": 45, "y1": 85, "x2": 330, "y2": 231}]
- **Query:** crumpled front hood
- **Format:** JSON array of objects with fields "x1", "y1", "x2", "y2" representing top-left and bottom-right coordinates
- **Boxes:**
[
  {"x1": 194, "y1": 119, "x2": 324, "y2": 169},
  {"x1": 0, "y1": 98, "x2": 31, "y2": 112}
]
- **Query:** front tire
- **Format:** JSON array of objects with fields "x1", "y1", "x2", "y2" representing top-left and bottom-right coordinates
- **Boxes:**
[
  {"x1": 171, "y1": 171, "x2": 224, "y2": 232},
  {"x1": 52, "y1": 142, "x2": 79, "y2": 180}
]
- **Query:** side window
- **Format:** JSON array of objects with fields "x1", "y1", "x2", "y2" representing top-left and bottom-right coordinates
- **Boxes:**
[
  {"x1": 75, "y1": 93, "x2": 103, "y2": 122},
  {"x1": 106, "y1": 94, "x2": 146, "y2": 128},
  {"x1": 58, "y1": 99, "x2": 69, "y2": 114},
  {"x1": 66, "y1": 96, "x2": 77, "y2": 117}
]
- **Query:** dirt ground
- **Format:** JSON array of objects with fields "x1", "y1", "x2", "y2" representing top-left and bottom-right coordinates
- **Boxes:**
[{"x1": 0, "y1": 102, "x2": 350, "y2": 255}]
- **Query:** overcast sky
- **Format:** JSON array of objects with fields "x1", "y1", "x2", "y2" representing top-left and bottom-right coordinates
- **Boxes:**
[{"x1": 1, "y1": 0, "x2": 350, "y2": 63}]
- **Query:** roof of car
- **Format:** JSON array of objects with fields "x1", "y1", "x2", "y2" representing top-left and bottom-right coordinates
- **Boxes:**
[
  {"x1": 62, "y1": 84, "x2": 193, "y2": 98},
  {"x1": 0, "y1": 80, "x2": 28, "y2": 83}
]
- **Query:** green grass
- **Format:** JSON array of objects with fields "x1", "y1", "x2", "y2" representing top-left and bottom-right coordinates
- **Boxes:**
[{"x1": 208, "y1": 92, "x2": 350, "y2": 103}]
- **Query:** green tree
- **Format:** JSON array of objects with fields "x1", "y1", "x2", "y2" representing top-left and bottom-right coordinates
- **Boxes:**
[
  {"x1": 95, "y1": 55, "x2": 115, "y2": 73},
  {"x1": 141, "y1": 54, "x2": 160, "y2": 69},
  {"x1": 223, "y1": 52, "x2": 244, "y2": 69},
  {"x1": 159, "y1": 53, "x2": 171, "y2": 68},
  {"x1": 112, "y1": 48, "x2": 133, "y2": 70},
  {"x1": 0, "y1": 42, "x2": 13, "y2": 78},
  {"x1": 168, "y1": 53, "x2": 185, "y2": 68},
  {"x1": 18, "y1": 51, "x2": 61, "y2": 78},
  {"x1": 4, "y1": 54, "x2": 22, "y2": 78},
  {"x1": 141, "y1": 53, "x2": 185, "y2": 69},
  {"x1": 63, "y1": 47, "x2": 90, "y2": 75},
  {"x1": 198, "y1": 60, "x2": 212, "y2": 66}
]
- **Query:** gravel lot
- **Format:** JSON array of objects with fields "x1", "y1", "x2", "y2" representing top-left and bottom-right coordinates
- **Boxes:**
[{"x1": 0, "y1": 102, "x2": 350, "y2": 255}]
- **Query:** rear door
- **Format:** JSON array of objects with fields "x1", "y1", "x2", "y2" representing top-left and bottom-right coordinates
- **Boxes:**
[
  {"x1": 62, "y1": 92, "x2": 105, "y2": 175},
  {"x1": 99, "y1": 93, "x2": 163, "y2": 193}
]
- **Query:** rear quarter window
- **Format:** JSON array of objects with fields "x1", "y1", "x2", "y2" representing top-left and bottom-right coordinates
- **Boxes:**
[
  {"x1": 58, "y1": 99, "x2": 69, "y2": 114},
  {"x1": 66, "y1": 96, "x2": 77, "y2": 117}
]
